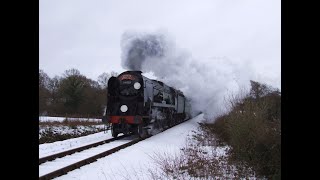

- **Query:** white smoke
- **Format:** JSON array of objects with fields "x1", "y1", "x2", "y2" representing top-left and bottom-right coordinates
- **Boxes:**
[{"x1": 121, "y1": 31, "x2": 255, "y2": 120}]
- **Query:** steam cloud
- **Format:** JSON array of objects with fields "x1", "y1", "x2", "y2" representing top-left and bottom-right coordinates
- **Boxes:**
[
  {"x1": 121, "y1": 31, "x2": 254, "y2": 120},
  {"x1": 121, "y1": 32, "x2": 167, "y2": 70}
]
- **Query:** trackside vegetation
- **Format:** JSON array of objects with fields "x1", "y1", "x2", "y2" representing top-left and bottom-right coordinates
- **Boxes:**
[
  {"x1": 210, "y1": 80, "x2": 281, "y2": 179},
  {"x1": 150, "y1": 80, "x2": 280, "y2": 179}
]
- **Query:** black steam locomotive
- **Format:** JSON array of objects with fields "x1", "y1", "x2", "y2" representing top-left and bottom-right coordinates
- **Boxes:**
[{"x1": 102, "y1": 71, "x2": 191, "y2": 138}]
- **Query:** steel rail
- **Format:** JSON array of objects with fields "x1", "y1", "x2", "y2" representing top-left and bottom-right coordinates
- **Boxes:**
[
  {"x1": 39, "y1": 118, "x2": 190, "y2": 179},
  {"x1": 39, "y1": 136, "x2": 149, "y2": 180},
  {"x1": 39, "y1": 134, "x2": 130, "y2": 165}
]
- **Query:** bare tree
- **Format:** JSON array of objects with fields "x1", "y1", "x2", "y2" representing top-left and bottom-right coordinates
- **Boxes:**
[
  {"x1": 97, "y1": 72, "x2": 110, "y2": 89},
  {"x1": 39, "y1": 69, "x2": 51, "y2": 115},
  {"x1": 39, "y1": 68, "x2": 114, "y2": 117},
  {"x1": 63, "y1": 68, "x2": 81, "y2": 77},
  {"x1": 249, "y1": 80, "x2": 274, "y2": 99},
  {"x1": 39, "y1": 69, "x2": 50, "y2": 89},
  {"x1": 59, "y1": 69, "x2": 87, "y2": 114},
  {"x1": 110, "y1": 71, "x2": 119, "y2": 77}
]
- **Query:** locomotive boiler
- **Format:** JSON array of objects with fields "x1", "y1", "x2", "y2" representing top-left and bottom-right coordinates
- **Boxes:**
[{"x1": 102, "y1": 71, "x2": 191, "y2": 138}]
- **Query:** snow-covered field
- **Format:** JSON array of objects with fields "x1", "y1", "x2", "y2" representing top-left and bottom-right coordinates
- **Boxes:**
[
  {"x1": 49, "y1": 114, "x2": 206, "y2": 180},
  {"x1": 39, "y1": 116, "x2": 101, "y2": 122}
]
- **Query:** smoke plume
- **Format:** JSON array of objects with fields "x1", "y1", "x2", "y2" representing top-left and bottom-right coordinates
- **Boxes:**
[{"x1": 121, "y1": 31, "x2": 254, "y2": 120}]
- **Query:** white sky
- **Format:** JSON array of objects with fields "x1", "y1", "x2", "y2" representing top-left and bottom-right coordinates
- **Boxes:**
[{"x1": 39, "y1": 0, "x2": 280, "y2": 88}]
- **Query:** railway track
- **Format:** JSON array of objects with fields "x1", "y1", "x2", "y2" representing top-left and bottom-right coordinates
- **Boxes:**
[
  {"x1": 39, "y1": 119, "x2": 189, "y2": 180},
  {"x1": 39, "y1": 135, "x2": 150, "y2": 180},
  {"x1": 39, "y1": 134, "x2": 130, "y2": 165}
]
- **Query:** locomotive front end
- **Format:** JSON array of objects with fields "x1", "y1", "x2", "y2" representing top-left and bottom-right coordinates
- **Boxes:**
[{"x1": 105, "y1": 71, "x2": 145, "y2": 137}]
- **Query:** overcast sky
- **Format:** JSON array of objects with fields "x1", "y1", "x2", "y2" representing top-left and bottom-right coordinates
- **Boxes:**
[{"x1": 39, "y1": 0, "x2": 280, "y2": 88}]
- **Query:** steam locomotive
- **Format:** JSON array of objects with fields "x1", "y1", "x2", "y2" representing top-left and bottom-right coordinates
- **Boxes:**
[{"x1": 102, "y1": 71, "x2": 191, "y2": 138}]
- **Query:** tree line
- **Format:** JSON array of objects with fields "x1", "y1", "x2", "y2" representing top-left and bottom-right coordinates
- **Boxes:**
[{"x1": 39, "y1": 68, "x2": 118, "y2": 117}]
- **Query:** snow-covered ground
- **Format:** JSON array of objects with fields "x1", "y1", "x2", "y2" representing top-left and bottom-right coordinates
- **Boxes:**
[
  {"x1": 51, "y1": 114, "x2": 206, "y2": 180},
  {"x1": 40, "y1": 130, "x2": 116, "y2": 158},
  {"x1": 39, "y1": 116, "x2": 101, "y2": 122},
  {"x1": 40, "y1": 136, "x2": 135, "y2": 177}
]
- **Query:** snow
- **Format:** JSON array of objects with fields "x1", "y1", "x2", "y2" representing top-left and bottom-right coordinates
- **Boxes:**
[
  {"x1": 52, "y1": 114, "x2": 205, "y2": 180},
  {"x1": 39, "y1": 131, "x2": 115, "y2": 158},
  {"x1": 39, "y1": 137, "x2": 134, "y2": 177}
]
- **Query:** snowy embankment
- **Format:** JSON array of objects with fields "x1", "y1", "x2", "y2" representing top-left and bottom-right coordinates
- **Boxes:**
[
  {"x1": 39, "y1": 116, "x2": 101, "y2": 122},
  {"x1": 53, "y1": 114, "x2": 210, "y2": 180}
]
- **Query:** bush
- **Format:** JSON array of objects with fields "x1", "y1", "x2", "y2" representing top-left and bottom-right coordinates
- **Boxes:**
[
  {"x1": 207, "y1": 81, "x2": 281, "y2": 179},
  {"x1": 149, "y1": 128, "x2": 256, "y2": 179},
  {"x1": 148, "y1": 81, "x2": 280, "y2": 179}
]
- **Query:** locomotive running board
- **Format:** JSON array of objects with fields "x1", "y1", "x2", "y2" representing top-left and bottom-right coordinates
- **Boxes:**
[{"x1": 152, "y1": 102, "x2": 175, "y2": 108}]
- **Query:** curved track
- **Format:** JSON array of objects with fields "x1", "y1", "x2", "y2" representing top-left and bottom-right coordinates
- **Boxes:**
[
  {"x1": 39, "y1": 118, "x2": 188, "y2": 179},
  {"x1": 39, "y1": 135, "x2": 149, "y2": 180},
  {"x1": 39, "y1": 134, "x2": 130, "y2": 165}
]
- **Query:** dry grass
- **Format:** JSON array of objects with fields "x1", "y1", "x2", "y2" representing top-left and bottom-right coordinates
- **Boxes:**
[
  {"x1": 39, "y1": 119, "x2": 102, "y2": 127},
  {"x1": 148, "y1": 128, "x2": 256, "y2": 180},
  {"x1": 39, "y1": 119, "x2": 104, "y2": 144}
]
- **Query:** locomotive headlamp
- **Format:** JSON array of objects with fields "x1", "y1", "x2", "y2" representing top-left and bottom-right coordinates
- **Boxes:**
[
  {"x1": 134, "y1": 82, "x2": 141, "y2": 89},
  {"x1": 120, "y1": 105, "x2": 128, "y2": 112}
]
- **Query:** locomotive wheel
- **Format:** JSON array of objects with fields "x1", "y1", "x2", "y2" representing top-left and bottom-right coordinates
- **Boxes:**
[
  {"x1": 111, "y1": 126, "x2": 118, "y2": 138},
  {"x1": 137, "y1": 125, "x2": 147, "y2": 138}
]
